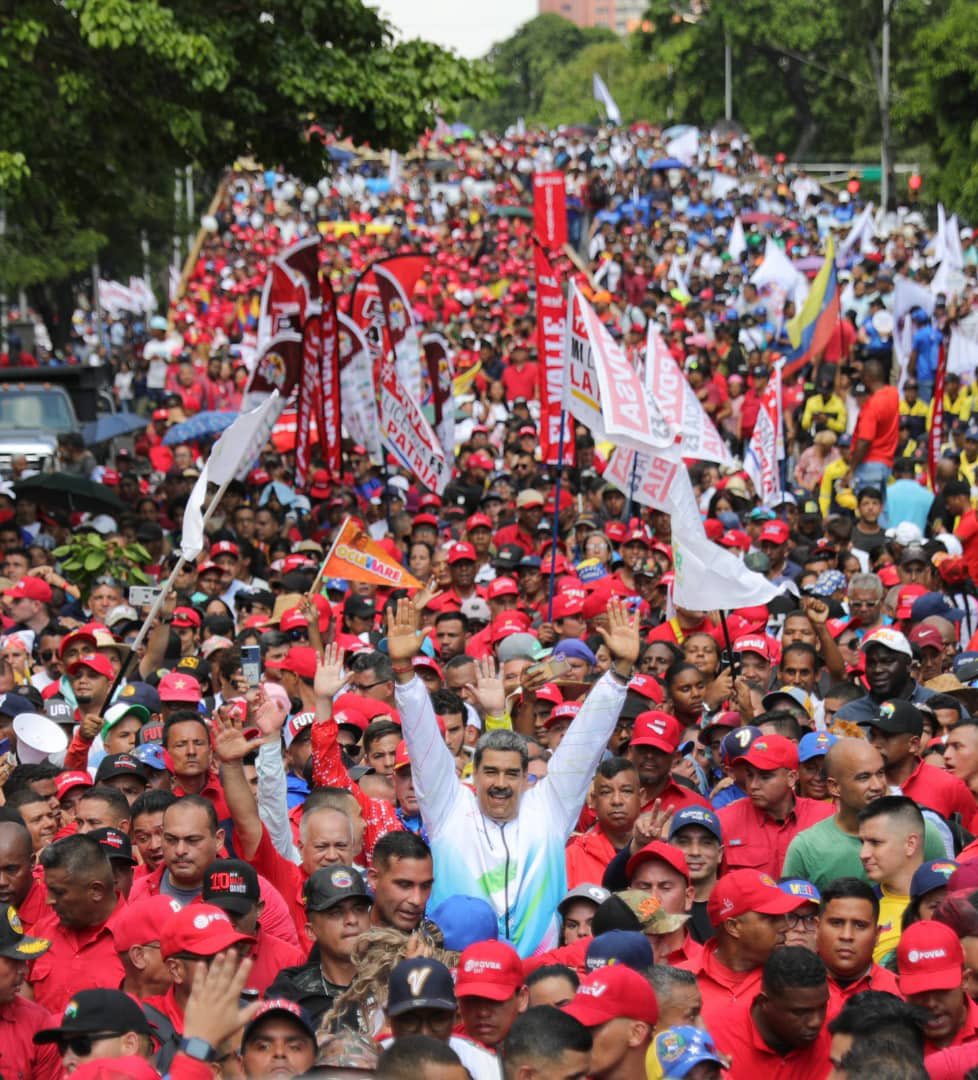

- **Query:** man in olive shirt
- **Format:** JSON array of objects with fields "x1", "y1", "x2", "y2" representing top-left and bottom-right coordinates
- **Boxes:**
[{"x1": 783, "y1": 738, "x2": 947, "y2": 890}]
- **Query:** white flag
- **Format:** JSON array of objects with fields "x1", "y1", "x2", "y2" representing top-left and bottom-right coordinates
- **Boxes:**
[
  {"x1": 338, "y1": 313, "x2": 383, "y2": 464},
  {"x1": 592, "y1": 73, "x2": 621, "y2": 125},
  {"x1": 745, "y1": 404, "x2": 781, "y2": 507},
  {"x1": 181, "y1": 392, "x2": 281, "y2": 560},
  {"x1": 604, "y1": 443, "x2": 699, "y2": 523},
  {"x1": 751, "y1": 237, "x2": 807, "y2": 303},
  {"x1": 665, "y1": 128, "x2": 699, "y2": 166},
  {"x1": 946, "y1": 214, "x2": 966, "y2": 271},
  {"x1": 728, "y1": 217, "x2": 746, "y2": 262},
  {"x1": 838, "y1": 202, "x2": 875, "y2": 259},
  {"x1": 673, "y1": 522, "x2": 781, "y2": 612}
]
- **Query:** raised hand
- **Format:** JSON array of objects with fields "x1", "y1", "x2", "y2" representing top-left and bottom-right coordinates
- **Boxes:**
[
  {"x1": 595, "y1": 597, "x2": 641, "y2": 668},
  {"x1": 212, "y1": 709, "x2": 263, "y2": 764},
  {"x1": 386, "y1": 597, "x2": 422, "y2": 663},
  {"x1": 314, "y1": 642, "x2": 349, "y2": 702},
  {"x1": 182, "y1": 950, "x2": 260, "y2": 1050},
  {"x1": 630, "y1": 799, "x2": 675, "y2": 854},
  {"x1": 466, "y1": 655, "x2": 506, "y2": 716},
  {"x1": 801, "y1": 596, "x2": 829, "y2": 626},
  {"x1": 411, "y1": 576, "x2": 444, "y2": 614}
]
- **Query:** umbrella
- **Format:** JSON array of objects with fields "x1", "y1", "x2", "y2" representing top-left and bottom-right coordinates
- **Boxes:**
[
  {"x1": 163, "y1": 411, "x2": 237, "y2": 447},
  {"x1": 649, "y1": 157, "x2": 687, "y2": 171},
  {"x1": 81, "y1": 412, "x2": 148, "y2": 445},
  {"x1": 15, "y1": 473, "x2": 124, "y2": 515}
]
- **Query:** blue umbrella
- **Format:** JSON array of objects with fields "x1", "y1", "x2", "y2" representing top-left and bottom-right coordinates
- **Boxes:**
[
  {"x1": 163, "y1": 411, "x2": 237, "y2": 446},
  {"x1": 81, "y1": 412, "x2": 149, "y2": 445}
]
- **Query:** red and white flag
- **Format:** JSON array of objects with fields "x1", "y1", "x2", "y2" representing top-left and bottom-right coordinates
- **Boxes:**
[
  {"x1": 295, "y1": 308, "x2": 320, "y2": 488},
  {"x1": 379, "y1": 352, "x2": 450, "y2": 493},
  {"x1": 317, "y1": 279, "x2": 342, "y2": 476},
  {"x1": 375, "y1": 263, "x2": 425, "y2": 401},
  {"x1": 745, "y1": 398, "x2": 782, "y2": 505},
  {"x1": 422, "y1": 333, "x2": 455, "y2": 462},
  {"x1": 562, "y1": 283, "x2": 675, "y2": 452},
  {"x1": 534, "y1": 244, "x2": 573, "y2": 465},
  {"x1": 532, "y1": 173, "x2": 567, "y2": 249},
  {"x1": 644, "y1": 322, "x2": 731, "y2": 465},
  {"x1": 351, "y1": 255, "x2": 428, "y2": 389},
  {"x1": 338, "y1": 313, "x2": 382, "y2": 464}
]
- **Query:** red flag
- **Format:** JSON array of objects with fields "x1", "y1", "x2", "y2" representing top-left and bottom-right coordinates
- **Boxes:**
[
  {"x1": 533, "y1": 173, "x2": 568, "y2": 248},
  {"x1": 423, "y1": 334, "x2": 455, "y2": 461},
  {"x1": 278, "y1": 236, "x2": 321, "y2": 309},
  {"x1": 246, "y1": 331, "x2": 304, "y2": 399},
  {"x1": 351, "y1": 255, "x2": 428, "y2": 385},
  {"x1": 318, "y1": 279, "x2": 342, "y2": 475},
  {"x1": 534, "y1": 244, "x2": 573, "y2": 466},
  {"x1": 259, "y1": 262, "x2": 306, "y2": 344},
  {"x1": 295, "y1": 310, "x2": 320, "y2": 488},
  {"x1": 929, "y1": 339, "x2": 947, "y2": 490}
]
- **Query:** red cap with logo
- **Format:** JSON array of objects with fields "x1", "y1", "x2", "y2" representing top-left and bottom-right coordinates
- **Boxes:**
[
  {"x1": 545, "y1": 701, "x2": 581, "y2": 729},
  {"x1": 455, "y1": 941, "x2": 525, "y2": 1001},
  {"x1": 171, "y1": 607, "x2": 202, "y2": 629},
  {"x1": 114, "y1": 894, "x2": 184, "y2": 951},
  {"x1": 491, "y1": 614, "x2": 533, "y2": 643},
  {"x1": 68, "y1": 654, "x2": 115, "y2": 680},
  {"x1": 3, "y1": 577, "x2": 53, "y2": 604},
  {"x1": 741, "y1": 734, "x2": 799, "y2": 771},
  {"x1": 54, "y1": 771, "x2": 93, "y2": 801},
  {"x1": 448, "y1": 542, "x2": 477, "y2": 564},
  {"x1": 627, "y1": 674, "x2": 665, "y2": 704},
  {"x1": 630, "y1": 711, "x2": 683, "y2": 753},
  {"x1": 733, "y1": 635, "x2": 776, "y2": 662},
  {"x1": 759, "y1": 520, "x2": 790, "y2": 545},
  {"x1": 157, "y1": 671, "x2": 203, "y2": 703},
  {"x1": 393, "y1": 740, "x2": 411, "y2": 772},
  {"x1": 413, "y1": 513, "x2": 440, "y2": 530},
  {"x1": 626, "y1": 840, "x2": 691, "y2": 884},
  {"x1": 707, "y1": 869, "x2": 809, "y2": 925},
  {"x1": 563, "y1": 966, "x2": 659, "y2": 1027},
  {"x1": 487, "y1": 577, "x2": 519, "y2": 600},
  {"x1": 552, "y1": 594, "x2": 584, "y2": 620},
  {"x1": 897, "y1": 920, "x2": 965, "y2": 995},
  {"x1": 159, "y1": 903, "x2": 255, "y2": 959},
  {"x1": 265, "y1": 646, "x2": 318, "y2": 680},
  {"x1": 209, "y1": 540, "x2": 240, "y2": 559},
  {"x1": 466, "y1": 513, "x2": 493, "y2": 532}
]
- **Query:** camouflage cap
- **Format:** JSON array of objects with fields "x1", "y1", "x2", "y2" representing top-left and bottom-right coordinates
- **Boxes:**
[
  {"x1": 615, "y1": 890, "x2": 690, "y2": 935},
  {"x1": 315, "y1": 1030, "x2": 380, "y2": 1071}
]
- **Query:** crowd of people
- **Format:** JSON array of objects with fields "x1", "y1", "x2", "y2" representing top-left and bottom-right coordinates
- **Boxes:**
[{"x1": 0, "y1": 120, "x2": 977, "y2": 1079}]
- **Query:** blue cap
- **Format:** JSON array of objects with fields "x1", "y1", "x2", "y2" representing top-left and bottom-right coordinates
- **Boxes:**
[
  {"x1": 911, "y1": 307, "x2": 930, "y2": 324},
  {"x1": 747, "y1": 507, "x2": 776, "y2": 522},
  {"x1": 115, "y1": 681, "x2": 161, "y2": 713},
  {"x1": 911, "y1": 592, "x2": 964, "y2": 623},
  {"x1": 811, "y1": 570, "x2": 847, "y2": 597},
  {"x1": 429, "y1": 896, "x2": 499, "y2": 951},
  {"x1": 720, "y1": 724, "x2": 762, "y2": 762},
  {"x1": 131, "y1": 743, "x2": 166, "y2": 772},
  {"x1": 386, "y1": 957, "x2": 457, "y2": 1016},
  {"x1": 553, "y1": 640, "x2": 597, "y2": 666},
  {"x1": 656, "y1": 1026, "x2": 726, "y2": 1078},
  {"x1": 0, "y1": 693, "x2": 36, "y2": 718},
  {"x1": 325, "y1": 577, "x2": 349, "y2": 593},
  {"x1": 837, "y1": 433, "x2": 853, "y2": 448},
  {"x1": 798, "y1": 731, "x2": 838, "y2": 762},
  {"x1": 669, "y1": 806, "x2": 722, "y2": 843},
  {"x1": 779, "y1": 879, "x2": 821, "y2": 904},
  {"x1": 909, "y1": 859, "x2": 959, "y2": 899},
  {"x1": 518, "y1": 555, "x2": 542, "y2": 570},
  {"x1": 585, "y1": 930, "x2": 653, "y2": 973}
]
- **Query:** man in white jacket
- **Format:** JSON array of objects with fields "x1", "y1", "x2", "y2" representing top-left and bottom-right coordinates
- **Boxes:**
[{"x1": 386, "y1": 596, "x2": 639, "y2": 957}]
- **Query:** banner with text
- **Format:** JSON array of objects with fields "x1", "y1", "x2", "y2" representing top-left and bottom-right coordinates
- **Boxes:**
[
  {"x1": 317, "y1": 278, "x2": 342, "y2": 476},
  {"x1": 338, "y1": 313, "x2": 383, "y2": 464},
  {"x1": 534, "y1": 244, "x2": 573, "y2": 465},
  {"x1": 319, "y1": 516, "x2": 423, "y2": 590},
  {"x1": 532, "y1": 172, "x2": 568, "y2": 249},
  {"x1": 422, "y1": 334, "x2": 456, "y2": 462}
]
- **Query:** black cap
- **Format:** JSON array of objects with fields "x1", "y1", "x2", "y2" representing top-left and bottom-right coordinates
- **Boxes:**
[
  {"x1": 866, "y1": 699, "x2": 924, "y2": 736},
  {"x1": 94, "y1": 753, "x2": 149, "y2": 785},
  {"x1": 344, "y1": 596, "x2": 376, "y2": 620},
  {"x1": 944, "y1": 479, "x2": 971, "y2": 499},
  {"x1": 203, "y1": 858, "x2": 260, "y2": 915},
  {"x1": 304, "y1": 866, "x2": 370, "y2": 913},
  {"x1": 88, "y1": 827, "x2": 137, "y2": 865},
  {"x1": 0, "y1": 693, "x2": 35, "y2": 719},
  {"x1": 386, "y1": 958, "x2": 457, "y2": 1016},
  {"x1": 34, "y1": 989, "x2": 154, "y2": 1044},
  {"x1": 0, "y1": 904, "x2": 49, "y2": 960},
  {"x1": 493, "y1": 544, "x2": 527, "y2": 571},
  {"x1": 172, "y1": 655, "x2": 211, "y2": 685},
  {"x1": 243, "y1": 999, "x2": 316, "y2": 1047}
]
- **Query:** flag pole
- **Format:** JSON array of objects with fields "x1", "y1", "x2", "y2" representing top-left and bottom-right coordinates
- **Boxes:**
[
  {"x1": 624, "y1": 452, "x2": 639, "y2": 524},
  {"x1": 308, "y1": 514, "x2": 349, "y2": 599},
  {"x1": 546, "y1": 411, "x2": 568, "y2": 624}
]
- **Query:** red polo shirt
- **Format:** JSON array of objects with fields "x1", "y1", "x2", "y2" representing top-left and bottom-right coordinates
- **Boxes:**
[
  {"x1": 243, "y1": 925, "x2": 305, "y2": 994},
  {"x1": 662, "y1": 932, "x2": 704, "y2": 968},
  {"x1": 711, "y1": 994, "x2": 833, "y2": 1080},
  {"x1": 16, "y1": 875, "x2": 48, "y2": 935},
  {"x1": 501, "y1": 362, "x2": 539, "y2": 402},
  {"x1": 924, "y1": 994, "x2": 978, "y2": 1055},
  {"x1": 143, "y1": 984, "x2": 185, "y2": 1034},
  {"x1": 899, "y1": 759, "x2": 978, "y2": 828},
  {"x1": 677, "y1": 938, "x2": 763, "y2": 1031},
  {"x1": 647, "y1": 616, "x2": 722, "y2": 647},
  {"x1": 718, "y1": 796, "x2": 834, "y2": 878},
  {"x1": 29, "y1": 900, "x2": 127, "y2": 1013},
  {"x1": 0, "y1": 995, "x2": 62, "y2": 1080},
  {"x1": 853, "y1": 384, "x2": 899, "y2": 465},
  {"x1": 493, "y1": 524, "x2": 537, "y2": 555},
  {"x1": 641, "y1": 777, "x2": 711, "y2": 817},
  {"x1": 247, "y1": 826, "x2": 307, "y2": 940},
  {"x1": 827, "y1": 963, "x2": 902, "y2": 1016},
  {"x1": 171, "y1": 773, "x2": 231, "y2": 824},
  {"x1": 565, "y1": 827, "x2": 619, "y2": 889}
]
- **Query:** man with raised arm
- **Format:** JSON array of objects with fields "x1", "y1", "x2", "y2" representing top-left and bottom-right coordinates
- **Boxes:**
[{"x1": 386, "y1": 596, "x2": 639, "y2": 957}]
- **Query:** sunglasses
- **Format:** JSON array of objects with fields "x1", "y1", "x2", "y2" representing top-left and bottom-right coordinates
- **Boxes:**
[
  {"x1": 60, "y1": 1033, "x2": 121, "y2": 1057},
  {"x1": 40, "y1": 650, "x2": 57, "y2": 662},
  {"x1": 287, "y1": 628, "x2": 309, "y2": 642}
]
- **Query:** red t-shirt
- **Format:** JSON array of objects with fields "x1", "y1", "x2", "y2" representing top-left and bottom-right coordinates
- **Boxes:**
[
  {"x1": 501, "y1": 362, "x2": 539, "y2": 402},
  {"x1": 853, "y1": 385, "x2": 899, "y2": 465},
  {"x1": 711, "y1": 994, "x2": 833, "y2": 1079}
]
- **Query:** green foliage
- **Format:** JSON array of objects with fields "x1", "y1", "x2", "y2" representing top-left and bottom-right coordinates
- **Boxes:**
[
  {"x1": 53, "y1": 532, "x2": 154, "y2": 595},
  {"x1": 900, "y1": 0, "x2": 978, "y2": 218}
]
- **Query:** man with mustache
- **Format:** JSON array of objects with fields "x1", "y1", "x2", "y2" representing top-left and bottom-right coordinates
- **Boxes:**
[{"x1": 388, "y1": 596, "x2": 641, "y2": 957}]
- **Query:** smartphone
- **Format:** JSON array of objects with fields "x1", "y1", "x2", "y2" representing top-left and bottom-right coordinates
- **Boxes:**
[
  {"x1": 241, "y1": 645, "x2": 262, "y2": 688},
  {"x1": 527, "y1": 657, "x2": 572, "y2": 683},
  {"x1": 129, "y1": 586, "x2": 161, "y2": 607},
  {"x1": 0, "y1": 738, "x2": 10, "y2": 758}
]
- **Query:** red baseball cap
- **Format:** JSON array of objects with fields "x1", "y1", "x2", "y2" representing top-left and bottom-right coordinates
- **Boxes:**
[
  {"x1": 455, "y1": 941, "x2": 525, "y2": 1001},
  {"x1": 413, "y1": 513, "x2": 440, "y2": 530},
  {"x1": 68, "y1": 653, "x2": 115, "y2": 680},
  {"x1": 418, "y1": 494, "x2": 441, "y2": 510},
  {"x1": 490, "y1": 614, "x2": 532, "y2": 642},
  {"x1": 563, "y1": 966, "x2": 658, "y2": 1027},
  {"x1": 412, "y1": 655, "x2": 444, "y2": 679},
  {"x1": 733, "y1": 635, "x2": 775, "y2": 662},
  {"x1": 393, "y1": 740, "x2": 411, "y2": 772},
  {"x1": 759, "y1": 520, "x2": 790, "y2": 545},
  {"x1": 448, "y1": 542, "x2": 477, "y2": 564},
  {"x1": 309, "y1": 469, "x2": 332, "y2": 500},
  {"x1": 630, "y1": 711, "x2": 683, "y2": 753},
  {"x1": 545, "y1": 701, "x2": 581, "y2": 730},
  {"x1": 552, "y1": 594, "x2": 584, "y2": 620},
  {"x1": 115, "y1": 894, "x2": 184, "y2": 951},
  {"x1": 719, "y1": 530, "x2": 751, "y2": 552},
  {"x1": 467, "y1": 451, "x2": 495, "y2": 471},
  {"x1": 897, "y1": 920, "x2": 964, "y2": 995},
  {"x1": 535, "y1": 683, "x2": 564, "y2": 707},
  {"x1": 741, "y1": 734, "x2": 799, "y2": 771},
  {"x1": 158, "y1": 671, "x2": 204, "y2": 703},
  {"x1": 703, "y1": 518, "x2": 724, "y2": 542},
  {"x1": 909, "y1": 624, "x2": 944, "y2": 652},
  {"x1": 707, "y1": 869, "x2": 810, "y2": 925},
  {"x1": 626, "y1": 840, "x2": 691, "y2": 884},
  {"x1": 278, "y1": 608, "x2": 308, "y2": 633},
  {"x1": 605, "y1": 521, "x2": 628, "y2": 544},
  {"x1": 159, "y1": 903, "x2": 254, "y2": 959},
  {"x1": 266, "y1": 646, "x2": 318, "y2": 680},
  {"x1": 171, "y1": 607, "x2": 202, "y2": 629},
  {"x1": 196, "y1": 560, "x2": 223, "y2": 577},
  {"x1": 58, "y1": 627, "x2": 98, "y2": 658},
  {"x1": 627, "y1": 674, "x2": 665, "y2": 704},
  {"x1": 466, "y1": 513, "x2": 493, "y2": 532},
  {"x1": 896, "y1": 584, "x2": 929, "y2": 620},
  {"x1": 54, "y1": 771, "x2": 93, "y2": 801},
  {"x1": 487, "y1": 577, "x2": 519, "y2": 600},
  {"x1": 3, "y1": 577, "x2": 53, "y2": 604},
  {"x1": 209, "y1": 540, "x2": 240, "y2": 559},
  {"x1": 334, "y1": 704, "x2": 369, "y2": 733}
]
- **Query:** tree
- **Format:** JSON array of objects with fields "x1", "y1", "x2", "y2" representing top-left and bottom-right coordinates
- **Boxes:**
[
  {"x1": 0, "y1": 0, "x2": 492, "y2": 344},
  {"x1": 469, "y1": 14, "x2": 616, "y2": 130}
]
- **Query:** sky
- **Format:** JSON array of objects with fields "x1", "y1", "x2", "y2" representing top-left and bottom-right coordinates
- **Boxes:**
[{"x1": 376, "y1": 0, "x2": 537, "y2": 57}]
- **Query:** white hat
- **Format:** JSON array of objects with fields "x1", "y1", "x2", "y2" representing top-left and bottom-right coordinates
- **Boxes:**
[
  {"x1": 13, "y1": 713, "x2": 68, "y2": 764},
  {"x1": 885, "y1": 522, "x2": 923, "y2": 546},
  {"x1": 89, "y1": 514, "x2": 117, "y2": 536}
]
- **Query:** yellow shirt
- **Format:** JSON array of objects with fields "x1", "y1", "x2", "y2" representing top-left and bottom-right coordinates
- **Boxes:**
[
  {"x1": 819, "y1": 457, "x2": 855, "y2": 517},
  {"x1": 874, "y1": 884, "x2": 909, "y2": 965},
  {"x1": 900, "y1": 398, "x2": 930, "y2": 430},
  {"x1": 801, "y1": 393, "x2": 847, "y2": 434}
]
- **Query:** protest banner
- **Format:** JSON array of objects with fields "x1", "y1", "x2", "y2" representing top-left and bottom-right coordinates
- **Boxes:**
[
  {"x1": 534, "y1": 244, "x2": 573, "y2": 465},
  {"x1": 338, "y1": 313, "x2": 382, "y2": 463},
  {"x1": 532, "y1": 172, "x2": 567, "y2": 248},
  {"x1": 315, "y1": 516, "x2": 423, "y2": 591}
]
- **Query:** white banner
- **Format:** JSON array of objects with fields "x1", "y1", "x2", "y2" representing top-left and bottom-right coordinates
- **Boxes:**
[
  {"x1": 644, "y1": 323, "x2": 731, "y2": 465},
  {"x1": 745, "y1": 404, "x2": 781, "y2": 506},
  {"x1": 673, "y1": 521, "x2": 781, "y2": 612},
  {"x1": 337, "y1": 313, "x2": 383, "y2": 464},
  {"x1": 604, "y1": 444, "x2": 702, "y2": 528},
  {"x1": 728, "y1": 217, "x2": 746, "y2": 262},
  {"x1": 379, "y1": 357, "x2": 450, "y2": 494}
]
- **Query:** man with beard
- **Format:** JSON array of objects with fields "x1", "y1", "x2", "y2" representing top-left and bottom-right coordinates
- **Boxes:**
[
  {"x1": 835, "y1": 628, "x2": 935, "y2": 723},
  {"x1": 784, "y1": 738, "x2": 947, "y2": 890},
  {"x1": 61, "y1": 653, "x2": 115, "y2": 763},
  {"x1": 625, "y1": 711, "x2": 710, "y2": 816},
  {"x1": 711, "y1": 947, "x2": 832, "y2": 1078}
]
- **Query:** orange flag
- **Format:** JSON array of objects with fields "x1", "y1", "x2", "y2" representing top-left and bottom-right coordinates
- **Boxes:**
[{"x1": 316, "y1": 517, "x2": 422, "y2": 591}]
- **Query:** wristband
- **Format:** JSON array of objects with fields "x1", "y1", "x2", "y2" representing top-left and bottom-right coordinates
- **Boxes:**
[
  {"x1": 178, "y1": 1037, "x2": 218, "y2": 1063},
  {"x1": 609, "y1": 664, "x2": 633, "y2": 684}
]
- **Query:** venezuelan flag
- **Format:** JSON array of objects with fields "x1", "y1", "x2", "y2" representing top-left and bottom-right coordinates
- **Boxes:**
[{"x1": 782, "y1": 235, "x2": 840, "y2": 378}]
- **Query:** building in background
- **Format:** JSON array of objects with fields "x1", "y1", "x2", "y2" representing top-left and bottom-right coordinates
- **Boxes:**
[{"x1": 538, "y1": 0, "x2": 648, "y2": 35}]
